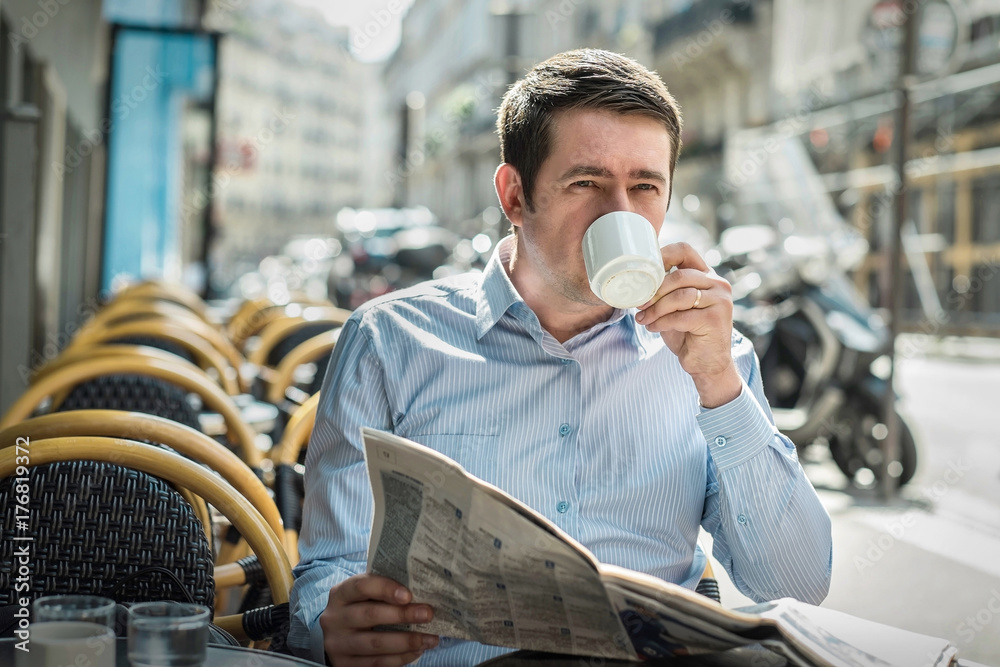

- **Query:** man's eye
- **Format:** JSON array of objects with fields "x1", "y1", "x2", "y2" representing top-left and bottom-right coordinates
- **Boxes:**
[
  {"x1": 634, "y1": 183, "x2": 657, "y2": 191},
  {"x1": 572, "y1": 180, "x2": 595, "y2": 187}
]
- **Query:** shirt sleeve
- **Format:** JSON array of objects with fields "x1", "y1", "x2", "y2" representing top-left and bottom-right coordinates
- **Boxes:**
[
  {"x1": 287, "y1": 315, "x2": 393, "y2": 661},
  {"x1": 698, "y1": 331, "x2": 832, "y2": 605}
]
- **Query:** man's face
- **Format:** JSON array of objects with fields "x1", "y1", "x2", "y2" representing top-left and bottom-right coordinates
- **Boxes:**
[{"x1": 512, "y1": 108, "x2": 674, "y2": 307}]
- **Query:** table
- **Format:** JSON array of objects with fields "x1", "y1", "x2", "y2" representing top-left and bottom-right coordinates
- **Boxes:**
[
  {"x1": 477, "y1": 647, "x2": 788, "y2": 666},
  {"x1": 477, "y1": 649, "x2": 991, "y2": 666},
  {"x1": 0, "y1": 638, "x2": 322, "y2": 666},
  {"x1": 6, "y1": 638, "x2": 984, "y2": 667}
]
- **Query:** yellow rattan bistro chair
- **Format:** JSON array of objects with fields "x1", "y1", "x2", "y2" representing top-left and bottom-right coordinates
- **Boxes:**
[
  {"x1": 113, "y1": 280, "x2": 210, "y2": 319},
  {"x1": 226, "y1": 296, "x2": 334, "y2": 351},
  {"x1": 0, "y1": 437, "x2": 292, "y2": 644},
  {"x1": 0, "y1": 411, "x2": 283, "y2": 550},
  {"x1": 78, "y1": 300, "x2": 248, "y2": 392},
  {"x1": 2, "y1": 348, "x2": 263, "y2": 470},
  {"x1": 56, "y1": 320, "x2": 241, "y2": 396},
  {"x1": 264, "y1": 328, "x2": 341, "y2": 404},
  {"x1": 246, "y1": 307, "x2": 351, "y2": 369},
  {"x1": 270, "y1": 392, "x2": 320, "y2": 567}
]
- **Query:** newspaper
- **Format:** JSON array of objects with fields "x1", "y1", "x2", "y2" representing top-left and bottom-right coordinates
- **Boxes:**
[{"x1": 362, "y1": 428, "x2": 959, "y2": 665}]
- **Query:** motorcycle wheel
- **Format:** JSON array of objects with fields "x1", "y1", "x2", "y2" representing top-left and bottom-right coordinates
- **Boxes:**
[{"x1": 828, "y1": 402, "x2": 918, "y2": 488}]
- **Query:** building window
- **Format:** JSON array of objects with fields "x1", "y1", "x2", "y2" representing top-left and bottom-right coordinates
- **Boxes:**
[
  {"x1": 936, "y1": 180, "x2": 956, "y2": 245},
  {"x1": 972, "y1": 174, "x2": 1000, "y2": 244}
]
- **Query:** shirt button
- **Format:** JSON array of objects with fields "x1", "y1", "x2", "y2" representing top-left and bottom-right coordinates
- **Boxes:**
[
  {"x1": 557, "y1": 501, "x2": 569, "y2": 513},
  {"x1": 714, "y1": 436, "x2": 727, "y2": 447},
  {"x1": 737, "y1": 513, "x2": 748, "y2": 525},
  {"x1": 561, "y1": 358, "x2": 571, "y2": 364},
  {"x1": 559, "y1": 423, "x2": 571, "y2": 437}
]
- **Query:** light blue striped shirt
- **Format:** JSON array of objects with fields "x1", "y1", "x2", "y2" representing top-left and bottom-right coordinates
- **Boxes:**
[{"x1": 289, "y1": 236, "x2": 832, "y2": 665}]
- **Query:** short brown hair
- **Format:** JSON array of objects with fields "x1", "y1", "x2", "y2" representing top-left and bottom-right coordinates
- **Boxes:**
[{"x1": 496, "y1": 48, "x2": 683, "y2": 210}]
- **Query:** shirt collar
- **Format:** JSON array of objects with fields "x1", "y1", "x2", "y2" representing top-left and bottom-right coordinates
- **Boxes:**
[
  {"x1": 475, "y1": 235, "x2": 523, "y2": 340},
  {"x1": 475, "y1": 235, "x2": 633, "y2": 342}
]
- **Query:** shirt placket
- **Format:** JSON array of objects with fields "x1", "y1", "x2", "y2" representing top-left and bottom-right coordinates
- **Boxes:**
[{"x1": 545, "y1": 344, "x2": 583, "y2": 535}]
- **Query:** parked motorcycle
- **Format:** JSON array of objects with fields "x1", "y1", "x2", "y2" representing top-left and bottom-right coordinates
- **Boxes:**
[{"x1": 714, "y1": 224, "x2": 919, "y2": 488}]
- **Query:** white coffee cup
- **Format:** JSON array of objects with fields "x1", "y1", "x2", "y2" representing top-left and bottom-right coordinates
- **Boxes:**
[{"x1": 582, "y1": 211, "x2": 665, "y2": 309}]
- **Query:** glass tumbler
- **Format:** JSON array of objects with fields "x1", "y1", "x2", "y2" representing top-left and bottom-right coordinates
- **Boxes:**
[
  {"x1": 16, "y1": 621, "x2": 115, "y2": 667},
  {"x1": 127, "y1": 602, "x2": 210, "y2": 667},
  {"x1": 33, "y1": 595, "x2": 117, "y2": 628}
]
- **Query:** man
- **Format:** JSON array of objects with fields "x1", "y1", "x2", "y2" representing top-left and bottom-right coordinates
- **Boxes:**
[{"x1": 289, "y1": 49, "x2": 832, "y2": 667}]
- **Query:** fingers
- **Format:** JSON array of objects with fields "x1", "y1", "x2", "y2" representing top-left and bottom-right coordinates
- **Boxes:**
[
  {"x1": 641, "y1": 268, "x2": 717, "y2": 307},
  {"x1": 343, "y1": 652, "x2": 423, "y2": 667},
  {"x1": 334, "y1": 649, "x2": 426, "y2": 667},
  {"x1": 337, "y1": 630, "x2": 440, "y2": 658},
  {"x1": 335, "y1": 574, "x2": 413, "y2": 607},
  {"x1": 659, "y1": 242, "x2": 710, "y2": 273},
  {"x1": 322, "y1": 575, "x2": 440, "y2": 667},
  {"x1": 636, "y1": 287, "x2": 710, "y2": 324},
  {"x1": 329, "y1": 646, "x2": 428, "y2": 667},
  {"x1": 636, "y1": 269, "x2": 717, "y2": 316},
  {"x1": 638, "y1": 306, "x2": 705, "y2": 333},
  {"x1": 340, "y1": 601, "x2": 434, "y2": 630},
  {"x1": 635, "y1": 266, "x2": 732, "y2": 333}
]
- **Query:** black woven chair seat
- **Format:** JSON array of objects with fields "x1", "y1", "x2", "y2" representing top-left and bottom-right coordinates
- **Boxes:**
[
  {"x1": 0, "y1": 460, "x2": 214, "y2": 609},
  {"x1": 265, "y1": 322, "x2": 338, "y2": 368},
  {"x1": 107, "y1": 335, "x2": 197, "y2": 365},
  {"x1": 57, "y1": 374, "x2": 201, "y2": 432}
]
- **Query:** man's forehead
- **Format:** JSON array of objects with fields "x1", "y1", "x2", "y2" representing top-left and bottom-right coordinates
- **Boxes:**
[{"x1": 545, "y1": 109, "x2": 673, "y2": 174}]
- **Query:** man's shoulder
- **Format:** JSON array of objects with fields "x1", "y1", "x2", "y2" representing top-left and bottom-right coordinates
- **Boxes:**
[{"x1": 351, "y1": 272, "x2": 481, "y2": 326}]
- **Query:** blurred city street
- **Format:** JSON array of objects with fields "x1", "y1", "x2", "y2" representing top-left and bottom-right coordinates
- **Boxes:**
[
  {"x1": 709, "y1": 335, "x2": 1000, "y2": 664},
  {"x1": 2, "y1": 0, "x2": 1000, "y2": 664}
]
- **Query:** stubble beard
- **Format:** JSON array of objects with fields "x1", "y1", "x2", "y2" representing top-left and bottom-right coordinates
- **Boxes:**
[
  {"x1": 543, "y1": 254, "x2": 605, "y2": 307},
  {"x1": 519, "y1": 216, "x2": 606, "y2": 308}
]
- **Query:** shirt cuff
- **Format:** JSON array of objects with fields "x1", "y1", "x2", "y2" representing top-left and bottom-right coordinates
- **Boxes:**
[{"x1": 696, "y1": 380, "x2": 777, "y2": 471}]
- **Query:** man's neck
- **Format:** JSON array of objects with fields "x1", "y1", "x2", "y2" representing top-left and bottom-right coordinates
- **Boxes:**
[{"x1": 504, "y1": 237, "x2": 614, "y2": 344}]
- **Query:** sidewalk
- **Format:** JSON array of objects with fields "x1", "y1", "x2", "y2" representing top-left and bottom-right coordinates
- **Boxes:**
[
  {"x1": 703, "y1": 455, "x2": 1000, "y2": 666},
  {"x1": 899, "y1": 333, "x2": 1000, "y2": 363}
]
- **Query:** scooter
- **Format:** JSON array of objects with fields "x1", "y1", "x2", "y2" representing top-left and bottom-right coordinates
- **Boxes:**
[{"x1": 715, "y1": 224, "x2": 918, "y2": 488}]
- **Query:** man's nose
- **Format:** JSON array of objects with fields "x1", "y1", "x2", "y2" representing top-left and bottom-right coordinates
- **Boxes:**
[{"x1": 596, "y1": 188, "x2": 634, "y2": 217}]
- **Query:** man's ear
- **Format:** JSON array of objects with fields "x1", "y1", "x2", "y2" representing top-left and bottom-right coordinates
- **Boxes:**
[{"x1": 494, "y1": 163, "x2": 527, "y2": 229}]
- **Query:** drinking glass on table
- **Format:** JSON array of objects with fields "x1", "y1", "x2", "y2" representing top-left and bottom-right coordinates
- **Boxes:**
[
  {"x1": 33, "y1": 594, "x2": 117, "y2": 628},
  {"x1": 16, "y1": 620, "x2": 115, "y2": 667},
  {"x1": 127, "y1": 601, "x2": 210, "y2": 667},
  {"x1": 19, "y1": 595, "x2": 117, "y2": 667}
]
